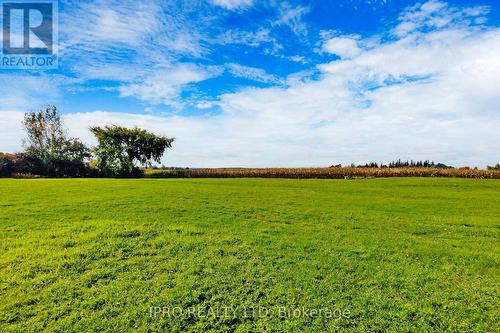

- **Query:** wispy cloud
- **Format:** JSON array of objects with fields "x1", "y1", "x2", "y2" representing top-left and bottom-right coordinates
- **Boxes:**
[
  {"x1": 118, "y1": 64, "x2": 223, "y2": 108},
  {"x1": 393, "y1": 0, "x2": 489, "y2": 36},
  {"x1": 217, "y1": 28, "x2": 278, "y2": 48},
  {"x1": 288, "y1": 55, "x2": 307, "y2": 64},
  {"x1": 272, "y1": 2, "x2": 310, "y2": 37},
  {"x1": 211, "y1": 0, "x2": 255, "y2": 11},
  {"x1": 59, "y1": 0, "x2": 214, "y2": 84},
  {"x1": 60, "y1": 1, "x2": 164, "y2": 52},
  {"x1": 0, "y1": 74, "x2": 62, "y2": 111},
  {"x1": 216, "y1": 27, "x2": 285, "y2": 58},
  {"x1": 226, "y1": 63, "x2": 283, "y2": 84}
]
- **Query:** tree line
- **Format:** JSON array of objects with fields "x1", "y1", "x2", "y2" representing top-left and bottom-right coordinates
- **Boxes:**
[
  {"x1": 349, "y1": 160, "x2": 448, "y2": 169},
  {"x1": 0, "y1": 106, "x2": 174, "y2": 177}
]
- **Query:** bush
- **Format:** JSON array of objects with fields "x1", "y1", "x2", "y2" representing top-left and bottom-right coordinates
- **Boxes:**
[
  {"x1": 0, "y1": 155, "x2": 12, "y2": 177},
  {"x1": 0, "y1": 153, "x2": 43, "y2": 177}
]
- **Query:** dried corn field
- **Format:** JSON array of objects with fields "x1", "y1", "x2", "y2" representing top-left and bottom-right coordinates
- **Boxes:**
[{"x1": 145, "y1": 167, "x2": 500, "y2": 179}]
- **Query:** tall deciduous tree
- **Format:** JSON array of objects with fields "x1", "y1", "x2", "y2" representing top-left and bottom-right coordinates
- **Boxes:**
[
  {"x1": 22, "y1": 106, "x2": 90, "y2": 176},
  {"x1": 89, "y1": 125, "x2": 174, "y2": 176}
]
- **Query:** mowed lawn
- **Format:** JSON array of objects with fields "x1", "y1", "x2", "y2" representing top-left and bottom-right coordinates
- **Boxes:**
[{"x1": 0, "y1": 178, "x2": 499, "y2": 332}]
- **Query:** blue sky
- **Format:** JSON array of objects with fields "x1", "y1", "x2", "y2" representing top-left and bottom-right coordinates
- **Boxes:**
[{"x1": 1, "y1": 0, "x2": 500, "y2": 167}]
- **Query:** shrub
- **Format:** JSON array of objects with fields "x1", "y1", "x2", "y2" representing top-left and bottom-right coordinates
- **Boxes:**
[
  {"x1": 0, "y1": 154, "x2": 12, "y2": 177},
  {"x1": 0, "y1": 153, "x2": 43, "y2": 177}
]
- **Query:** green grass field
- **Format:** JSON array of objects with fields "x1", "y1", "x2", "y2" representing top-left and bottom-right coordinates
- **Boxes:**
[{"x1": 0, "y1": 178, "x2": 499, "y2": 332}]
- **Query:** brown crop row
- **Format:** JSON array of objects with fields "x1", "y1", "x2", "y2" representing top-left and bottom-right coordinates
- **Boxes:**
[{"x1": 145, "y1": 167, "x2": 500, "y2": 179}]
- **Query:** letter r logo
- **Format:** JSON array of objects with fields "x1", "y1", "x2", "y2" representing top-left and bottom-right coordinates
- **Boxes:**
[{"x1": 2, "y1": 1, "x2": 54, "y2": 54}]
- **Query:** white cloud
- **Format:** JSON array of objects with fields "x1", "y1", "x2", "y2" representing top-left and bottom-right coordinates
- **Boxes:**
[
  {"x1": 59, "y1": 0, "x2": 212, "y2": 85},
  {"x1": 226, "y1": 63, "x2": 282, "y2": 84},
  {"x1": 0, "y1": 74, "x2": 61, "y2": 110},
  {"x1": 118, "y1": 64, "x2": 222, "y2": 107},
  {"x1": 273, "y1": 2, "x2": 310, "y2": 36},
  {"x1": 0, "y1": 111, "x2": 25, "y2": 153},
  {"x1": 393, "y1": 0, "x2": 489, "y2": 36},
  {"x1": 213, "y1": 28, "x2": 283, "y2": 56},
  {"x1": 196, "y1": 101, "x2": 215, "y2": 109},
  {"x1": 322, "y1": 36, "x2": 361, "y2": 59},
  {"x1": 288, "y1": 55, "x2": 306, "y2": 63},
  {"x1": 217, "y1": 28, "x2": 277, "y2": 47},
  {"x1": 211, "y1": 0, "x2": 254, "y2": 10},
  {"x1": 215, "y1": 28, "x2": 284, "y2": 56},
  {"x1": 61, "y1": 1, "x2": 163, "y2": 50},
  {"x1": 204, "y1": 2, "x2": 500, "y2": 167}
]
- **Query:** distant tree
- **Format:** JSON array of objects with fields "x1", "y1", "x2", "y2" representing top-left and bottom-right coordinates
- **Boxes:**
[
  {"x1": 89, "y1": 125, "x2": 174, "y2": 177},
  {"x1": 22, "y1": 106, "x2": 90, "y2": 176}
]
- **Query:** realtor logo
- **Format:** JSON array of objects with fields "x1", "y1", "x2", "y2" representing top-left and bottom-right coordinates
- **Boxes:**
[{"x1": 1, "y1": 0, "x2": 57, "y2": 68}]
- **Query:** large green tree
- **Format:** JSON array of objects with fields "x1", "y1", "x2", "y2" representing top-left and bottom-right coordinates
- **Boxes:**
[
  {"x1": 89, "y1": 125, "x2": 174, "y2": 176},
  {"x1": 22, "y1": 106, "x2": 90, "y2": 176}
]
